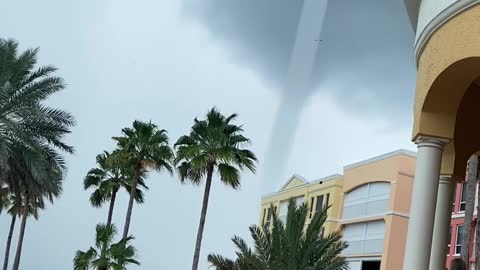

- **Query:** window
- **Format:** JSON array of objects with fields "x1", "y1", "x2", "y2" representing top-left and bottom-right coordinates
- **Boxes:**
[
  {"x1": 342, "y1": 183, "x2": 390, "y2": 219},
  {"x1": 315, "y1": 195, "x2": 324, "y2": 213},
  {"x1": 456, "y1": 225, "x2": 464, "y2": 255},
  {"x1": 279, "y1": 196, "x2": 304, "y2": 224},
  {"x1": 342, "y1": 220, "x2": 385, "y2": 255},
  {"x1": 263, "y1": 206, "x2": 277, "y2": 228},
  {"x1": 264, "y1": 208, "x2": 272, "y2": 228},
  {"x1": 452, "y1": 186, "x2": 456, "y2": 213},
  {"x1": 262, "y1": 208, "x2": 266, "y2": 226},
  {"x1": 460, "y1": 184, "x2": 467, "y2": 212},
  {"x1": 309, "y1": 197, "x2": 315, "y2": 218},
  {"x1": 325, "y1": 193, "x2": 330, "y2": 208},
  {"x1": 448, "y1": 226, "x2": 452, "y2": 255}
]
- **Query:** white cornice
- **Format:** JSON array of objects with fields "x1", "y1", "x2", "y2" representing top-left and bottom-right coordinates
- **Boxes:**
[
  {"x1": 261, "y1": 174, "x2": 343, "y2": 200},
  {"x1": 344, "y1": 149, "x2": 416, "y2": 171},
  {"x1": 414, "y1": 0, "x2": 480, "y2": 66},
  {"x1": 277, "y1": 174, "x2": 308, "y2": 191}
]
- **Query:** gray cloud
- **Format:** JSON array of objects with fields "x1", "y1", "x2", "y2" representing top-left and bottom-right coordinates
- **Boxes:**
[
  {"x1": 183, "y1": 0, "x2": 417, "y2": 190},
  {"x1": 182, "y1": 0, "x2": 417, "y2": 116}
]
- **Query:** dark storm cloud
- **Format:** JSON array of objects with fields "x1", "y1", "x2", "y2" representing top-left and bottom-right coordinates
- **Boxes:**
[
  {"x1": 183, "y1": 0, "x2": 417, "y2": 191},
  {"x1": 182, "y1": 0, "x2": 417, "y2": 116}
]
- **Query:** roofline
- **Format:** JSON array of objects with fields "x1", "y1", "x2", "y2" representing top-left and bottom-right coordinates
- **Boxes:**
[
  {"x1": 262, "y1": 173, "x2": 343, "y2": 200},
  {"x1": 344, "y1": 149, "x2": 416, "y2": 171},
  {"x1": 277, "y1": 173, "x2": 308, "y2": 191}
]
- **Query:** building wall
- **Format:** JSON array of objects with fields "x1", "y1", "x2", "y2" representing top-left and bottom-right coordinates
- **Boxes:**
[
  {"x1": 340, "y1": 152, "x2": 415, "y2": 270},
  {"x1": 446, "y1": 182, "x2": 478, "y2": 269},
  {"x1": 260, "y1": 175, "x2": 343, "y2": 235},
  {"x1": 260, "y1": 150, "x2": 416, "y2": 270}
]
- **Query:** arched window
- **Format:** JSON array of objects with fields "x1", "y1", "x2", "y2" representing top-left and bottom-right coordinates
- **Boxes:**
[{"x1": 342, "y1": 182, "x2": 390, "y2": 219}]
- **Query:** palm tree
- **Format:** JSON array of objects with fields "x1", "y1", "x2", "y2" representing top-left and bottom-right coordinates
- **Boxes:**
[
  {"x1": 174, "y1": 108, "x2": 257, "y2": 270},
  {"x1": 10, "y1": 145, "x2": 64, "y2": 270},
  {"x1": 112, "y1": 121, "x2": 174, "y2": 239},
  {"x1": 208, "y1": 199, "x2": 349, "y2": 270},
  {"x1": 0, "y1": 39, "x2": 74, "y2": 194},
  {"x1": 84, "y1": 151, "x2": 148, "y2": 227},
  {"x1": 0, "y1": 38, "x2": 74, "y2": 270},
  {"x1": 2, "y1": 193, "x2": 17, "y2": 270},
  {"x1": 462, "y1": 155, "x2": 478, "y2": 263},
  {"x1": 73, "y1": 224, "x2": 140, "y2": 270}
]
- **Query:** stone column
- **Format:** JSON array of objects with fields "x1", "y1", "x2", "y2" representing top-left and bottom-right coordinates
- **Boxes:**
[
  {"x1": 403, "y1": 136, "x2": 448, "y2": 270},
  {"x1": 429, "y1": 175, "x2": 454, "y2": 270}
]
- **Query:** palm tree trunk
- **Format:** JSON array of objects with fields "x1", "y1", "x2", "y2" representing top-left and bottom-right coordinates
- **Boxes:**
[
  {"x1": 2, "y1": 215, "x2": 16, "y2": 270},
  {"x1": 462, "y1": 155, "x2": 478, "y2": 263},
  {"x1": 106, "y1": 188, "x2": 118, "y2": 228},
  {"x1": 122, "y1": 167, "x2": 139, "y2": 239},
  {"x1": 12, "y1": 196, "x2": 28, "y2": 270},
  {"x1": 191, "y1": 164, "x2": 214, "y2": 270}
]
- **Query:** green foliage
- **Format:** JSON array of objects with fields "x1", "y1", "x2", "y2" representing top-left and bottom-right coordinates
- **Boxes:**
[
  {"x1": 73, "y1": 224, "x2": 140, "y2": 270},
  {"x1": 84, "y1": 151, "x2": 147, "y2": 207},
  {"x1": 0, "y1": 38, "x2": 74, "y2": 212},
  {"x1": 208, "y1": 199, "x2": 349, "y2": 270},
  {"x1": 174, "y1": 107, "x2": 257, "y2": 187},
  {"x1": 112, "y1": 121, "x2": 174, "y2": 174}
]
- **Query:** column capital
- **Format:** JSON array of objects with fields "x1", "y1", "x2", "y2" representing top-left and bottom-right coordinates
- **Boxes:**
[{"x1": 415, "y1": 135, "x2": 450, "y2": 150}]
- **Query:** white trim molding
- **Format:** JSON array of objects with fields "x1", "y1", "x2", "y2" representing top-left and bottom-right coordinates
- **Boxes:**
[
  {"x1": 414, "y1": 0, "x2": 480, "y2": 66},
  {"x1": 262, "y1": 173, "x2": 343, "y2": 199},
  {"x1": 344, "y1": 149, "x2": 416, "y2": 171}
]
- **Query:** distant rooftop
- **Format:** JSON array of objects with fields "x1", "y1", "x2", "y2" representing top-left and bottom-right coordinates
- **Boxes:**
[
  {"x1": 262, "y1": 149, "x2": 416, "y2": 199},
  {"x1": 344, "y1": 149, "x2": 416, "y2": 171}
]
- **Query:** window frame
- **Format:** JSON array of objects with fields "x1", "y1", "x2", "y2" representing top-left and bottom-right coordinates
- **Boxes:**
[
  {"x1": 459, "y1": 184, "x2": 467, "y2": 212},
  {"x1": 455, "y1": 225, "x2": 463, "y2": 255},
  {"x1": 342, "y1": 182, "x2": 390, "y2": 219}
]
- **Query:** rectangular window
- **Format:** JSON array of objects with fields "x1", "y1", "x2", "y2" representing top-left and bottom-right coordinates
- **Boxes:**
[
  {"x1": 279, "y1": 201, "x2": 289, "y2": 224},
  {"x1": 452, "y1": 186, "x2": 456, "y2": 213},
  {"x1": 456, "y1": 225, "x2": 464, "y2": 255},
  {"x1": 448, "y1": 226, "x2": 452, "y2": 255},
  {"x1": 316, "y1": 195, "x2": 324, "y2": 213},
  {"x1": 460, "y1": 184, "x2": 467, "y2": 212},
  {"x1": 262, "y1": 208, "x2": 267, "y2": 226},
  {"x1": 342, "y1": 220, "x2": 385, "y2": 255},
  {"x1": 265, "y1": 208, "x2": 272, "y2": 228},
  {"x1": 325, "y1": 193, "x2": 330, "y2": 208},
  {"x1": 309, "y1": 197, "x2": 315, "y2": 218}
]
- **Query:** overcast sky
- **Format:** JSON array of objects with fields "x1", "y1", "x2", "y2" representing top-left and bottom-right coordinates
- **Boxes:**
[{"x1": 0, "y1": 1, "x2": 416, "y2": 269}]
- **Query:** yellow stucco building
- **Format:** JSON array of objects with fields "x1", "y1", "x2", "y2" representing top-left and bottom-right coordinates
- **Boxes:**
[{"x1": 260, "y1": 149, "x2": 416, "y2": 270}]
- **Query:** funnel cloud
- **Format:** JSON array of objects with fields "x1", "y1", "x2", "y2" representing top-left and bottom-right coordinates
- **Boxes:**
[{"x1": 182, "y1": 0, "x2": 417, "y2": 191}]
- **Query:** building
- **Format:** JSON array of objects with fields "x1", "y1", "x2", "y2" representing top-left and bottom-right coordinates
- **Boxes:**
[
  {"x1": 260, "y1": 174, "x2": 344, "y2": 236},
  {"x1": 260, "y1": 150, "x2": 416, "y2": 270},
  {"x1": 446, "y1": 180, "x2": 479, "y2": 269},
  {"x1": 401, "y1": 1, "x2": 480, "y2": 269}
]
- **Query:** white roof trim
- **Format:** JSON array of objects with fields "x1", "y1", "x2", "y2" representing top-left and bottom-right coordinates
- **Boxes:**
[
  {"x1": 344, "y1": 149, "x2": 416, "y2": 171},
  {"x1": 262, "y1": 173, "x2": 343, "y2": 200},
  {"x1": 277, "y1": 174, "x2": 308, "y2": 191}
]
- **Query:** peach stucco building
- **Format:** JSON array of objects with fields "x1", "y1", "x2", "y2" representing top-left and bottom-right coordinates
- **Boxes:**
[{"x1": 260, "y1": 150, "x2": 416, "y2": 270}]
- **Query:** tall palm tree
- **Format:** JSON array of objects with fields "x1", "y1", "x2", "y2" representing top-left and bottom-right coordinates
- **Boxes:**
[
  {"x1": 0, "y1": 38, "x2": 74, "y2": 270},
  {"x1": 2, "y1": 193, "x2": 17, "y2": 270},
  {"x1": 0, "y1": 39, "x2": 74, "y2": 191},
  {"x1": 0, "y1": 192, "x2": 39, "y2": 270},
  {"x1": 174, "y1": 108, "x2": 257, "y2": 270},
  {"x1": 73, "y1": 224, "x2": 140, "y2": 270},
  {"x1": 112, "y1": 121, "x2": 174, "y2": 239},
  {"x1": 462, "y1": 155, "x2": 478, "y2": 263},
  {"x1": 10, "y1": 145, "x2": 64, "y2": 270},
  {"x1": 3, "y1": 191, "x2": 40, "y2": 270},
  {"x1": 208, "y1": 199, "x2": 348, "y2": 270},
  {"x1": 84, "y1": 151, "x2": 148, "y2": 227}
]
